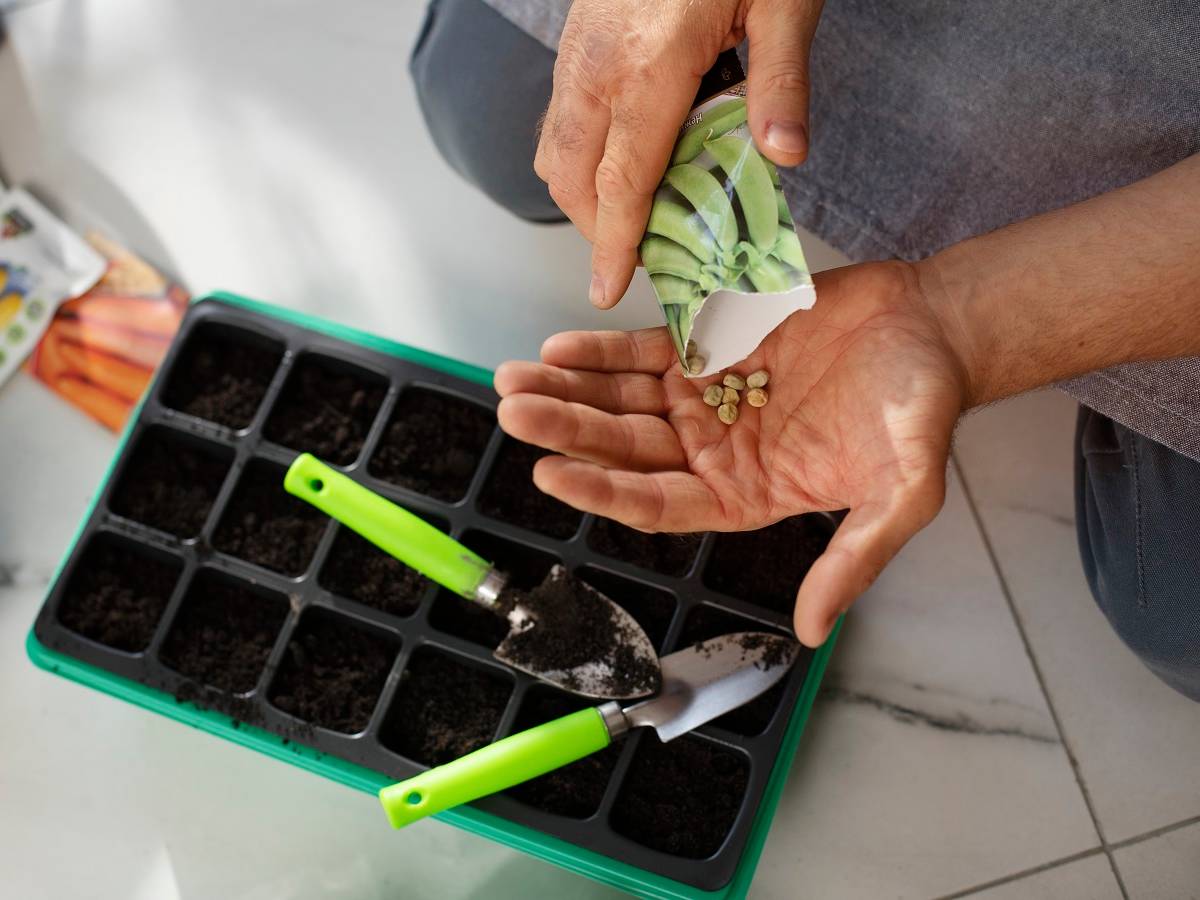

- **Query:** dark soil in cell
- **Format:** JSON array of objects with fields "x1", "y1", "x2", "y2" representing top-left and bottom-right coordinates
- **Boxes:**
[
  {"x1": 163, "y1": 328, "x2": 281, "y2": 428},
  {"x1": 110, "y1": 431, "x2": 229, "y2": 537},
  {"x1": 678, "y1": 604, "x2": 797, "y2": 736},
  {"x1": 370, "y1": 388, "x2": 494, "y2": 501},
  {"x1": 319, "y1": 525, "x2": 434, "y2": 617},
  {"x1": 498, "y1": 568, "x2": 660, "y2": 698},
  {"x1": 381, "y1": 651, "x2": 510, "y2": 766},
  {"x1": 264, "y1": 356, "x2": 386, "y2": 464},
  {"x1": 577, "y1": 567, "x2": 676, "y2": 652},
  {"x1": 611, "y1": 734, "x2": 748, "y2": 859},
  {"x1": 58, "y1": 540, "x2": 180, "y2": 652},
  {"x1": 160, "y1": 574, "x2": 288, "y2": 694},
  {"x1": 506, "y1": 689, "x2": 621, "y2": 818},
  {"x1": 213, "y1": 461, "x2": 326, "y2": 575},
  {"x1": 428, "y1": 531, "x2": 557, "y2": 649},
  {"x1": 704, "y1": 514, "x2": 833, "y2": 614},
  {"x1": 478, "y1": 440, "x2": 582, "y2": 539},
  {"x1": 269, "y1": 612, "x2": 396, "y2": 734},
  {"x1": 588, "y1": 518, "x2": 701, "y2": 577}
]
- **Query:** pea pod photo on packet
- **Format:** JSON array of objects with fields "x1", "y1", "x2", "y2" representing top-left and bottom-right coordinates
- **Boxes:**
[{"x1": 643, "y1": 60, "x2": 816, "y2": 377}]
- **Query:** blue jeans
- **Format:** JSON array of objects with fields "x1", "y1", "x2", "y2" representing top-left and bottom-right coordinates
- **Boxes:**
[
  {"x1": 1076, "y1": 406, "x2": 1200, "y2": 700},
  {"x1": 409, "y1": 0, "x2": 1200, "y2": 702}
]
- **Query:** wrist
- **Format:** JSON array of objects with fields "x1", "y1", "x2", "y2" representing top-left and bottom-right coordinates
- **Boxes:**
[{"x1": 912, "y1": 250, "x2": 997, "y2": 410}]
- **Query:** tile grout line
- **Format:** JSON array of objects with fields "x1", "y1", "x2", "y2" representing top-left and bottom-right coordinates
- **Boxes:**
[
  {"x1": 950, "y1": 455, "x2": 1130, "y2": 900},
  {"x1": 932, "y1": 812, "x2": 1200, "y2": 900},
  {"x1": 931, "y1": 846, "x2": 1105, "y2": 900},
  {"x1": 1108, "y1": 812, "x2": 1200, "y2": 852}
]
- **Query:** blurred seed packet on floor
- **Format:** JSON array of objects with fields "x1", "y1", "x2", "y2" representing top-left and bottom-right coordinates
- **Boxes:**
[
  {"x1": 25, "y1": 231, "x2": 189, "y2": 431},
  {"x1": 1, "y1": 186, "x2": 106, "y2": 387}
]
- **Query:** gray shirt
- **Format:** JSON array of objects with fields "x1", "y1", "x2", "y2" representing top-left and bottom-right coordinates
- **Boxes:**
[{"x1": 483, "y1": 0, "x2": 1200, "y2": 461}]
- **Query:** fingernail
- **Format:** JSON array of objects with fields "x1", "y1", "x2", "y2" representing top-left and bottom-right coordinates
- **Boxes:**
[
  {"x1": 765, "y1": 120, "x2": 807, "y2": 156},
  {"x1": 588, "y1": 273, "x2": 606, "y2": 308}
]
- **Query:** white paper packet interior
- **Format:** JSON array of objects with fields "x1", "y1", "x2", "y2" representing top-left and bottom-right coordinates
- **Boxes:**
[
  {"x1": 642, "y1": 56, "x2": 815, "y2": 377},
  {"x1": 0, "y1": 187, "x2": 106, "y2": 385}
]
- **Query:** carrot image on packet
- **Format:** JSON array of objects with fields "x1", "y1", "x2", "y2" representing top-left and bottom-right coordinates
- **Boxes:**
[
  {"x1": 26, "y1": 232, "x2": 189, "y2": 431},
  {"x1": 642, "y1": 51, "x2": 816, "y2": 377}
]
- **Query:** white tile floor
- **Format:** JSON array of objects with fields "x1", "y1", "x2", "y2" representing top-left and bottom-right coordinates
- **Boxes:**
[{"x1": 1, "y1": 3, "x2": 1197, "y2": 898}]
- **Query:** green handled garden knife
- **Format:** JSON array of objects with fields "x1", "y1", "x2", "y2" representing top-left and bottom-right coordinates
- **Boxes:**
[
  {"x1": 378, "y1": 631, "x2": 800, "y2": 829},
  {"x1": 284, "y1": 453, "x2": 660, "y2": 700}
]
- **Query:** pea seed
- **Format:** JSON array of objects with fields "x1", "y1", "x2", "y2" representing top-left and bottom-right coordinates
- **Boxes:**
[
  {"x1": 686, "y1": 339, "x2": 698, "y2": 357},
  {"x1": 747, "y1": 369, "x2": 770, "y2": 389},
  {"x1": 686, "y1": 355, "x2": 705, "y2": 375},
  {"x1": 746, "y1": 387, "x2": 768, "y2": 408},
  {"x1": 717, "y1": 402, "x2": 739, "y2": 425},
  {"x1": 722, "y1": 386, "x2": 740, "y2": 405},
  {"x1": 723, "y1": 373, "x2": 747, "y2": 390},
  {"x1": 702, "y1": 385, "x2": 724, "y2": 407}
]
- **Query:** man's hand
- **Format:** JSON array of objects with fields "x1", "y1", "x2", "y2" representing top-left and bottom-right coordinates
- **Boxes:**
[
  {"x1": 497, "y1": 155, "x2": 1200, "y2": 647},
  {"x1": 495, "y1": 262, "x2": 967, "y2": 646},
  {"x1": 536, "y1": 0, "x2": 825, "y2": 310}
]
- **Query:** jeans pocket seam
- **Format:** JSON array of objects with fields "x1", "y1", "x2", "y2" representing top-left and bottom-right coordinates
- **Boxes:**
[{"x1": 1132, "y1": 437, "x2": 1147, "y2": 610}]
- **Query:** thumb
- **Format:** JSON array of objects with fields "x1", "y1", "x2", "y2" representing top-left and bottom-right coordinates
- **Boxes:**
[
  {"x1": 744, "y1": 0, "x2": 824, "y2": 167},
  {"x1": 792, "y1": 488, "x2": 943, "y2": 647}
]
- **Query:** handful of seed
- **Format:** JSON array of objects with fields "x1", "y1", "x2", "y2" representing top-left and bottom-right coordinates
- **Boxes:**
[{"x1": 702, "y1": 369, "x2": 769, "y2": 425}]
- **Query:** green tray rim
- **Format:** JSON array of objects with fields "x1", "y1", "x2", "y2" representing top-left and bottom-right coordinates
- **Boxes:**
[{"x1": 25, "y1": 291, "x2": 840, "y2": 900}]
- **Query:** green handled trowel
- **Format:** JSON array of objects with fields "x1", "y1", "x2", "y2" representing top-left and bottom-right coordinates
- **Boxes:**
[
  {"x1": 377, "y1": 631, "x2": 800, "y2": 829},
  {"x1": 283, "y1": 453, "x2": 661, "y2": 699}
]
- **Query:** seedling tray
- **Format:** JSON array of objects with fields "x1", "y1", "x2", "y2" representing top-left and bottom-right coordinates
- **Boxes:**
[{"x1": 28, "y1": 293, "x2": 840, "y2": 899}]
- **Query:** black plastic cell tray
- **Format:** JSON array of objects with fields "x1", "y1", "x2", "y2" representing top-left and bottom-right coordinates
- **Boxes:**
[{"x1": 32, "y1": 297, "x2": 836, "y2": 891}]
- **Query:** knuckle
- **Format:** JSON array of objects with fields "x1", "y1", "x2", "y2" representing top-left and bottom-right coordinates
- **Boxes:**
[
  {"x1": 594, "y1": 156, "x2": 640, "y2": 199},
  {"x1": 758, "y1": 66, "x2": 810, "y2": 98}
]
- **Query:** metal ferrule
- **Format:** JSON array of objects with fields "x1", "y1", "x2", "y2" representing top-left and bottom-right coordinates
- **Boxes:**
[
  {"x1": 597, "y1": 701, "x2": 630, "y2": 739},
  {"x1": 473, "y1": 569, "x2": 506, "y2": 609}
]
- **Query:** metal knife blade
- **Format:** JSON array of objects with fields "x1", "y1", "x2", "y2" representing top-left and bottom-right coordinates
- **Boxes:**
[{"x1": 613, "y1": 632, "x2": 801, "y2": 742}]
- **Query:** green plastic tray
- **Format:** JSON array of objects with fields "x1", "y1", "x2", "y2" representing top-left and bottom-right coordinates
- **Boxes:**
[{"x1": 27, "y1": 291, "x2": 839, "y2": 899}]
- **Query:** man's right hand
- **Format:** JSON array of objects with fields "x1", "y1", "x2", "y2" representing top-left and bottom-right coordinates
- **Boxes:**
[{"x1": 535, "y1": 0, "x2": 826, "y2": 310}]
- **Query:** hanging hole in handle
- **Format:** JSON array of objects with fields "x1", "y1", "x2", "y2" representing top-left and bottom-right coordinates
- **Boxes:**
[
  {"x1": 309, "y1": 478, "x2": 325, "y2": 493},
  {"x1": 405, "y1": 791, "x2": 423, "y2": 806}
]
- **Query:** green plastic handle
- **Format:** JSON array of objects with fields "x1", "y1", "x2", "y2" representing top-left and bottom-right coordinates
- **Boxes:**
[
  {"x1": 284, "y1": 454, "x2": 492, "y2": 599},
  {"x1": 379, "y1": 707, "x2": 611, "y2": 829}
]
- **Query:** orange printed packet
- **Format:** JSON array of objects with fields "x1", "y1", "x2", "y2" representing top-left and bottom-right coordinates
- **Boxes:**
[{"x1": 26, "y1": 232, "x2": 190, "y2": 431}]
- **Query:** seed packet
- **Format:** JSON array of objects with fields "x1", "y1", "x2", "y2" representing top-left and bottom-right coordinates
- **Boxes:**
[
  {"x1": 26, "y1": 232, "x2": 189, "y2": 431},
  {"x1": 0, "y1": 187, "x2": 106, "y2": 387},
  {"x1": 642, "y1": 51, "x2": 816, "y2": 377}
]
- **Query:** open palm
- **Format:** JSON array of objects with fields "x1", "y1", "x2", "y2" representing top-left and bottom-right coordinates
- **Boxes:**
[{"x1": 494, "y1": 262, "x2": 967, "y2": 644}]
